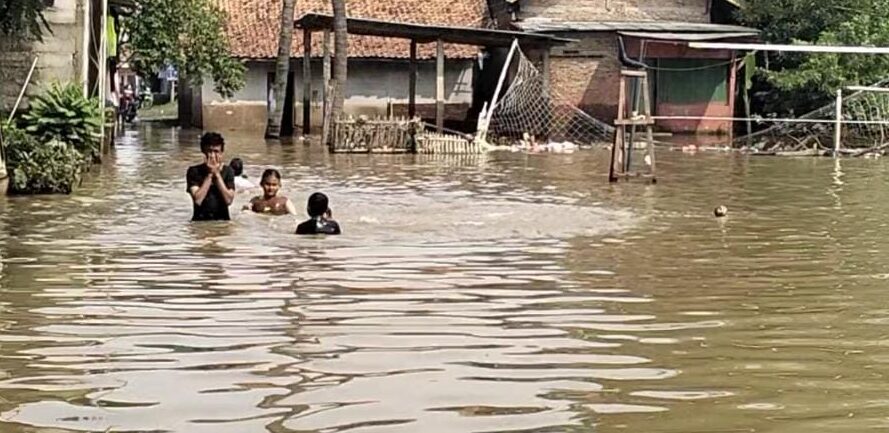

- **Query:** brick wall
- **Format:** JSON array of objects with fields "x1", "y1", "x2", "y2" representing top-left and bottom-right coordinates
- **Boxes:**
[
  {"x1": 520, "y1": 0, "x2": 710, "y2": 22},
  {"x1": 548, "y1": 33, "x2": 735, "y2": 133},
  {"x1": 550, "y1": 33, "x2": 622, "y2": 123}
]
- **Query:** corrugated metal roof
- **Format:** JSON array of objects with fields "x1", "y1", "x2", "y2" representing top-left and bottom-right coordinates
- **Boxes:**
[
  {"x1": 618, "y1": 31, "x2": 759, "y2": 41},
  {"x1": 517, "y1": 20, "x2": 759, "y2": 34}
]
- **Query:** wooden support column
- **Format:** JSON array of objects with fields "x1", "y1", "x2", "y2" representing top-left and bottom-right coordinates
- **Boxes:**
[
  {"x1": 409, "y1": 39, "x2": 417, "y2": 118},
  {"x1": 303, "y1": 28, "x2": 312, "y2": 136},
  {"x1": 436, "y1": 39, "x2": 444, "y2": 133}
]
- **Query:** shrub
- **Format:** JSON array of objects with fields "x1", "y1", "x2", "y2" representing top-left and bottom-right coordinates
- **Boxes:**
[
  {"x1": 22, "y1": 82, "x2": 102, "y2": 159},
  {"x1": 4, "y1": 125, "x2": 83, "y2": 194}
]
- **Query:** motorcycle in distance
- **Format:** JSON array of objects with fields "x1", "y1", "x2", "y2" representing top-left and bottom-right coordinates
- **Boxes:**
[
  {"x1": 119, "y1": 84, "x2": 156, "y2": 124},
  {"x1": 119, "y1": 85, "x2": 138, "y2": 123}
]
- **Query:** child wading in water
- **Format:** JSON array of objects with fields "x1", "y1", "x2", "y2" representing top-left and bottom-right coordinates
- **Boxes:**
[
  {"x1": 244, "y1": 169, "x2": 297, "y2": 216},
  {"x1": 230, "y1": 158, "x2": 256, "y2": 192},
  {"x1": 296, "y1": 192, "x2": 341, "y2": 235}
]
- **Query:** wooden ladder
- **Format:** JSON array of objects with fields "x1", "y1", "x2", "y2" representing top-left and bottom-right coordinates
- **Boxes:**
[{"x1": 609, "y1": 69, "x2": 656, "y2": 183}]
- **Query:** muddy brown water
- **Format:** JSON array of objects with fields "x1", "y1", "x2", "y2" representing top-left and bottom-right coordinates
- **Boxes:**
[{"x1": 2, "y1": 124, "x2": 889, "y2": 432}]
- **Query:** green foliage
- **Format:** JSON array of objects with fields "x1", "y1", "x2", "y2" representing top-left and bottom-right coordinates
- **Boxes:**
[
  {"x1": 4, "y1": 125, "x2": 82, "y2": 194},
  {"x1": 739, "y1": 0, "x2": 861, "y2": 45},
  {"x1": 22, "y1": 82, "x2": 102, "y2": 159},
  {"x1": 127, "y1": 0, "x2": 245, "y2": 98},
  {"x1": 0, "y1": 0, "x2": 49, "y2": 41},
  {"x1": 739, "y1": 0, "x2": 889, "y2": 113}
]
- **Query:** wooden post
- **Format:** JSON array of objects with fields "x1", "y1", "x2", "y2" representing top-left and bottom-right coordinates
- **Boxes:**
[
  {"x1": 834, "y1": 88, "x2": 842, "y2": 156},
  {"x1": 303, "y1": 28, "x2": 312, "y2": 136},
  {"x1": 610, "y1": 70, "x2": 655, "y2": 183},
  {"x1": 610, "y1": 74, "x2": 628, "y2": 182},
  {"x1": 409, "y1": 39, "x2": 417, "y2": 118},
  {"x1": 322, "y1": 30, "x2": 331, "y2": 124},
  {"x1": 436, "y1": 39, "x2": 444, "y2": 133},
  {"x1": 627, "y1": 41, "x2": 646, "y2": 172}
]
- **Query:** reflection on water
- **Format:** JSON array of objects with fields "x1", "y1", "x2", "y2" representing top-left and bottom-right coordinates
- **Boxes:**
[{"x1": 3, "y1": 125, "x2": 889, "y2": 432}]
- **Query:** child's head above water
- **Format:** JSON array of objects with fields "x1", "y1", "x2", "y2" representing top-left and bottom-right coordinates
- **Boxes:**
[
  {"x1": 200, "y1": 132, "x2": 225, "y2": 155},
  {"x1": 260, "y1": 169, "x2": 282, "y2": 198},
  {"x1": 230, "y1": 158, "x2": 244, "y2": 177},
  {"x1": 306, "y1": 192, "x2": 330, "y2": 218}
]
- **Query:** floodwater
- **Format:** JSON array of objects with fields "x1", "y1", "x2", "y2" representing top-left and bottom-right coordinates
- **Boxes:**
[{"x1": 2, "y1": 125, "x2": 889, "y2": 433}]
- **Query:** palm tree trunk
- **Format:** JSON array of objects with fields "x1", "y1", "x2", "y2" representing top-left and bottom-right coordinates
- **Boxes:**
[
  {"x1": 330, "y1": 0, "x2": 347, "y2": 123},
  {"x1": 265, "y1": 0, "x2": 297, "y2": 139}
]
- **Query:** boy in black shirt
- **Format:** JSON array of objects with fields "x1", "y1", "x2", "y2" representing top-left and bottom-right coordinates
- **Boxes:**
[
  {"x1": 186, "y1": 132, "x2": 236, "y2": 221},
  {"x1": 296, "y1": 192, "x2": 342, "y2": 235}
]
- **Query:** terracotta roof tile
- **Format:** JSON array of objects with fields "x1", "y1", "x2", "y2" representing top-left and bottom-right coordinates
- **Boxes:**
[{"x1": 220, "y1": 0, "x2": 488, "y2": 59}]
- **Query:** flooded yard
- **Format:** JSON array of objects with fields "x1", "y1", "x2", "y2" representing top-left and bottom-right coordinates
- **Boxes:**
[{"x1": 2, "y1": 124, "x2": 889, "y2": 432}]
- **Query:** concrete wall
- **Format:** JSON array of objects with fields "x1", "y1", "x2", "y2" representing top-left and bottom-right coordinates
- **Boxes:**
[
  {"x1": 202, "y1": 101, "x2": 267, "y2": 135},
  {"x1": 518, "y1": 0, "x2": 710, "y2": 22},
  {"x1": 200, "y1": 63, "x2": 272, "y2": 102},
  {"x1": 198, "y1": 58, "x2": 475, "y2": 131},
  {"x1": 0, "y1": 0, "x2": 86, "y2": 112}
]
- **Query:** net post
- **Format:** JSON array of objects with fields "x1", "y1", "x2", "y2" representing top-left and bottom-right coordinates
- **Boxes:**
[{"x1": 835, "y1": 89, "x2": 843, "y2": 156}]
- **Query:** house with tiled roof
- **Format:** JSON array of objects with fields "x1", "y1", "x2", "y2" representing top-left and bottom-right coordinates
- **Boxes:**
[
  {"x1": 486, "y1": 0, "x2": 758, "y2": 135},
  {"x1": 183, "y1": 0, "x2": 490, "y2": 134}
]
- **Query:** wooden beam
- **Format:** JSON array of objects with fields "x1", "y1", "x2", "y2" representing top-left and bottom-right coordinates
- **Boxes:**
[
  {"x1": 409, "y1": 39, "x2": 417, "y2": 118},
  {"x1": 303, "y1": 28, "x2": 312, "y2": 135},
  {"x1": 436, "y1": 39, "x2": 444, "y2": 133}
]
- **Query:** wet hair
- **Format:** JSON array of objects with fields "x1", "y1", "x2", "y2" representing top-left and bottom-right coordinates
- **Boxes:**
[
  {"x1": 260, "y1": 168, "x2": 281, "y2": 185},
  {"x1": 306, "y1": 192, "x2": 329, "y2": 218},
  {"x1": 200, "y1": 132, "x2": 225, "y2": 153},
  {"x1": 230, "y1": 158, "x2": 244, "y2": 176}
]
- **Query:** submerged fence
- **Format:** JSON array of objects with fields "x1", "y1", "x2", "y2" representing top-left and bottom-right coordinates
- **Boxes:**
[{"x1": 330, "y1": 116, "x2": 484, "y2": 154}]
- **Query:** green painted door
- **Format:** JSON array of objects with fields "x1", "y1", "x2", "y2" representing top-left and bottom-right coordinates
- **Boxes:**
[{"x1": 656, "y1": 59, "x2": 728, "y2": 105}]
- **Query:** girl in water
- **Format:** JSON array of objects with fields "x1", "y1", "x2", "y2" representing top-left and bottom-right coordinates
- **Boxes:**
[{"x1": 244, "y1": 169, "x2": 297, "y2": 216}]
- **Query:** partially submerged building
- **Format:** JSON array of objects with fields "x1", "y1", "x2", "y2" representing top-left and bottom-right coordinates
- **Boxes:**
[
  {"x1": 182, "y1": 0, "x2": 491, "y2": 134},
  {"x1": 488, "y1": 0, "x2": 758, "y2": 134}
]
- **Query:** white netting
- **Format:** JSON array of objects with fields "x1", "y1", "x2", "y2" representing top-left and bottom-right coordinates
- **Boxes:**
[
  {"x1": 485, "y1": 48, "x2": 614, "y2": 147},
  {"x1": 739, "y1": 79, "x2": 889, "y2": 150}
]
